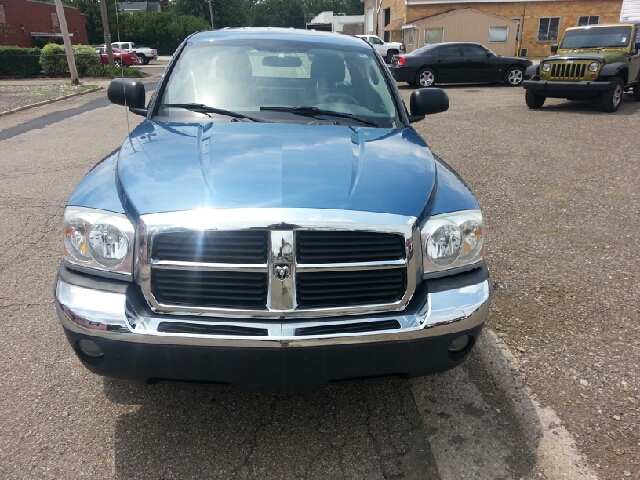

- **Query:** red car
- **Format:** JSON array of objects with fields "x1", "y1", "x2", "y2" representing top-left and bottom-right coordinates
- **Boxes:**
[{"x1": 95, "y1": 47, "x2": 138, "y2": 67}]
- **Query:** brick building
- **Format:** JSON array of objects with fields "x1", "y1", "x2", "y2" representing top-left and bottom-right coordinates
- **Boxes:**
[
  {"x1": 363, "y1": 0, "x2": 624, "y2": 56},
  {"x1": 0, "y1": 0, "x2": 88, "y2": 48}
]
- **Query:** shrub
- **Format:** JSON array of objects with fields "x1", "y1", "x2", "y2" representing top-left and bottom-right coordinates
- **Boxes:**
[
  {"x1": 39, "y1": 44, "x2": 100, "y2": 76},
  {"x1": 72, "y1": 44, "x2": 100, "y2": 75},
  {"x1": 39, "y1": 43, "x2": 66, "y2": 76},
  {"x1": 0, "y1": 46, "x2": 41, "y2": 76},
  {"x1": 85, "y1": 64, "x2": 144, "y2": 78}
]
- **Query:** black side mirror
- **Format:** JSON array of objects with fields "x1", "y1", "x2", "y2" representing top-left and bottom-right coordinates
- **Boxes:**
[
  {"x1": 107, "y1": 78, "x2": 147, "y2": 116},
  {"x1": 486, "y1": 52, "x2": 491, "y2": 58},
  {"x1": 408, "y1": 88, "x2": 449, "y2": 123},
  {"x1": 551, "y1": 44, "x2": 558, "y2": 54}
]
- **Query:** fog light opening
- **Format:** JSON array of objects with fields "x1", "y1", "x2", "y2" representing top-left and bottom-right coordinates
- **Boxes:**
[
  {"x1": 78, "y1": 339, "x2": 104, "y2": 358},
  {"x1": 448, "y1": 335, "x2": 471, "y2": 353}
]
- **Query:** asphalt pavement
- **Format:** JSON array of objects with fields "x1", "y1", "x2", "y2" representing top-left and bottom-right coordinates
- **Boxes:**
[{"x1": 0, "y1": 63, "x2": 636, "y2": 479}]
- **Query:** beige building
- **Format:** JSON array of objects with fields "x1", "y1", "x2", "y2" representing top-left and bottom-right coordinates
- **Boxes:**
[
  {"x1": 362, "y1": 0, "x2": 624, "y2": 57},
  {"x1": 402, "y1": 8, "x2": 520, "y2": 55}
]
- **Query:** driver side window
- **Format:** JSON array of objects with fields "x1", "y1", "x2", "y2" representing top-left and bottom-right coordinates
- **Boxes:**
[{"x1": 372, "y1": 37, "x2": 384, "y2": 45}]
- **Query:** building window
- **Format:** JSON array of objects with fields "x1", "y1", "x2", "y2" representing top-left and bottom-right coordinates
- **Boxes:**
[
  {"x1": 424, "y1": 28, "x2": 444, "y2": 45},
  {"x1": 0, "y1": 6, "x2": 6, "y2": 24},
  {"x1": 489, "y1": 27, "x2": 508, "y2": 42},
  {"x1": 577, "y1": 16, "x2": 599, "y2": 26},
  {"x1": 51, "y1": 13, "x2": 59, "y2": 28},
  {"x1": 406, "y1": 28, "x2": 414, "y2": 45},
  {"x1": 537, "y1": 17, "x2": 560, "y2": 41}
]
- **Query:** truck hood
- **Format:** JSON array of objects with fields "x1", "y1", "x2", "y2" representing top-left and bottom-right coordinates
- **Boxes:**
[
  {"x1": 115, "y1": 121, "x2": 437, "y2": 218},
  {"x1": 551, "y1": 50, "x2": 628, "y2": 63}
]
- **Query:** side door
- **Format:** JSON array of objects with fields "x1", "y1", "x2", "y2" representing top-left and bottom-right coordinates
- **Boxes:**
[
  {"x1": 369, "y1": 36, "x2": 386, "y2": 56},
  {"x1": 459, "y1": 44, "x2": 495, "y2": 82},
  {"x1": 433, "y1": 44, "x2": 464, "y2": 83}
]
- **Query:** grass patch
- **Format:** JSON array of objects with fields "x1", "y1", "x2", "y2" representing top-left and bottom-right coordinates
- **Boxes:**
[{"x1": 85, "y1": 65, "x2": 145, "y2": 78}]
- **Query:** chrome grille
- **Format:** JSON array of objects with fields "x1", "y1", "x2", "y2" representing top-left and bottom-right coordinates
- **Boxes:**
[
  {"x1": 296, "y1": 268, "x2": 407, "y2": 308},
  {"x1": 152, "y1": 230, "x2": 268, "y2": 264},
  {"x1": 296, "y1": 231, "x2": 405, "y2": 263},
  {"x1": 138, "y1": 209, "x2": 418, "y2": 318},
  {"x1": 151, "y1": 269, "x2": 268, "y2": 309},
  {"x1": 550, "y1": 62, "x2": 587, "y2": 80}
]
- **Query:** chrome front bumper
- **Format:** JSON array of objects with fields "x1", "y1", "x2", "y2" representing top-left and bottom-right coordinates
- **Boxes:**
[{"x1": 55, "y1": 271, "x2": 491, "y2": 349}]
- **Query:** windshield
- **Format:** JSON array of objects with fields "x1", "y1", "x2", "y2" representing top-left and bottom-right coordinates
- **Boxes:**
[
  {"x1": 560, "y1": 26, "x2": 633, "y2": 49},
  {"x1": 158, "y1": 40, "x2": 399, "y2": 126}
]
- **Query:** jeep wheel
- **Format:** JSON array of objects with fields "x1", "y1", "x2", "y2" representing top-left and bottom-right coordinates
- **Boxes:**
[
  {"x1": 504, "y1": 66, "x2": 525, "y2": 86},
  {"x1": 416, "y1": 68, "x2": 436, "y2": 87},
  {"x1": 525, "y1": 90, "x2": 545, "y2": 108},
  {"x1": 601, "y1": 78, "x2": 624, "y2": 112}
]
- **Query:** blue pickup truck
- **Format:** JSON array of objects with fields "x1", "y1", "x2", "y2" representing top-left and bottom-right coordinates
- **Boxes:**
[{"x1": 55, "y1": 28, "x2": 491, "y2": 390}]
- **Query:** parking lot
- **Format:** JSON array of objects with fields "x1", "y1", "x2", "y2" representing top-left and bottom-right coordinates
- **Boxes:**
[
  {"x1": 0, "y1": 67, "x2": 638, "y2": 479},
  {"x1": 402, "y1": 83, "x2": 640, "y2": 479}
]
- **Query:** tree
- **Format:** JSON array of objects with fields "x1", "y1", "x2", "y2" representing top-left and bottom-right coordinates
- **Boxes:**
[
  {"x1": 250, "y1": 0, "x2": 304, "y2": 29},
  {"x1": 70, "y1": 0, "x2": 119, "y2": 45},
  {"x1": 121, "y1": 11, "x2": 209, "y2": 55},
  {"x1": 166, "y1": 0, "x2": 249, "y2": 28}
]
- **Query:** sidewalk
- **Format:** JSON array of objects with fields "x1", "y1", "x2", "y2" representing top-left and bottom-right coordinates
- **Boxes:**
[{"x1": 0, "y1": 79, "x2": 107, "y2": 115}]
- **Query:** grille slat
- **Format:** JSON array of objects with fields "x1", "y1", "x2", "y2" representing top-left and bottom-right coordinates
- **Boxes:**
[
  {"x1": 152, "y1": 230, "x2": 268, "y2": 264},
  {"x1": 550, "y1": 62, "x2": 588, "y2": 80},
  {"x1": 297, "y1": 268, "x2": 406, "y2": 309},
  {"x1": 296, "y1": 231, "x2": 405, "y2": 264},
  {"x1": 295, "y1": 320, "x2": 401, "y2": 336}
]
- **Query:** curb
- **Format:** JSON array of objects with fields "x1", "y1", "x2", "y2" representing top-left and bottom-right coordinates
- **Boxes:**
[{"x1": 0, "y1": 85, "x2": 103, "y2": 117}]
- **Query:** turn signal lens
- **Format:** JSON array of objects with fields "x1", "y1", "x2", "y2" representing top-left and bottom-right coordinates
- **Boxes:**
[{"x1": 64, "y1": 220, "x2": 91, "y2": 261}]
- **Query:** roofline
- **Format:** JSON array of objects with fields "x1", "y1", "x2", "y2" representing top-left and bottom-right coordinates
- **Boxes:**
[
  {"x1": 26, "y1": 0, "x2": 82, "y2": 10},
  {"x1": 404, "y1": 7, "x2": 519, "y2": 26}
]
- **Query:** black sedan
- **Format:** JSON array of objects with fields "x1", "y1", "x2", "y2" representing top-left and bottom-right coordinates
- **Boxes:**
[{"x1": 389, "y1": 42, "x2": 532, "y2": 87}]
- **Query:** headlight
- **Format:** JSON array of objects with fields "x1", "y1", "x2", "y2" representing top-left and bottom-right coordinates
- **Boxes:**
[
  {"x1": 421, "y1": 210, "x2": 483, "y2": 276},
  {"x1": 541, "y1": 63, "x2": 551, "y2": 72},
  {"x1": 588, "y1": 62, "x2": 599, "y2": 72},
  {"x1": 63, "y1": 206, "x2": 135, "y2": 278}
]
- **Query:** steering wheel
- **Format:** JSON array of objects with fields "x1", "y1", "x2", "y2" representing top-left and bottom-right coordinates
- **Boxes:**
[{"x1": 321, "y1": 93, "x2": 359, "y2": 105}]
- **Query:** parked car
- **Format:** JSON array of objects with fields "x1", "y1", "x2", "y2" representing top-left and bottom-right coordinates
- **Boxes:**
[
  {"x1": 355, "y1": 34, "x2": 405, "y2": 63},
  {"x1": 95, "y1": 47, "x2": 137, "y2": 67},
  {"x1": 56, "y1": 28, "x2": 491, "y2": 390},
  {"x1": 523, "y1": 23, "x2": 640, "y2": 112},
  {"x1": 111, "y1": 41, "x2": 158, "y2": 65},
  {"x1": 389, "y1": 42, "x2": 532, "y2": 87}
]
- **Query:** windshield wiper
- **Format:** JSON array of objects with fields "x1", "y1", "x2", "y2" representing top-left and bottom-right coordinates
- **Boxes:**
[
  {"x1": 260, "y1": 106, "x2": 378, "y2": 127},
  {"x1": 158, "y1": 103, "x2": 270, "y2": 123}
]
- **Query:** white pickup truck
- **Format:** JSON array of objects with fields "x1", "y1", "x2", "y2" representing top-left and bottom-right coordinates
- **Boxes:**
[
  {"x1": 111, "y1": 42, "x2": 158, "y2": 65},
  {"x1": 356, "y1": 35, "x2": 405, "y2": 63}
]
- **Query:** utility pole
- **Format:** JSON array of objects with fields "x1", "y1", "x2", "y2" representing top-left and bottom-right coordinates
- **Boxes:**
[
  {"x1": 99, "y1": 0, "x2": 115, "y2": 66},
  {"x1": 208, "y1": 0, "x2": 214, "y2": 29},
  {"x1": 53, "y1": 0, "x2": 79, "y2": 84}
]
